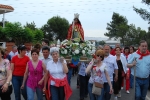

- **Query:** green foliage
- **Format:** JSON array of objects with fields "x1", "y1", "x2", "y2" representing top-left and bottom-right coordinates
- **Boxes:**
[
  {"x1": 3, "y1": 22, "x2": 25, "y2": 45},
  {"x1": 99, "y1": 40, "x2": 106, "y2": 45},
  {"x1": 0, "y1": 26, "x2": 7, "y2": 41},
  {"x1": 24, "y1": 21, "x2": 37, "y2": 30},
  {"x1": 1, "y1": 22, "x2": 43, "y2": 46},
  {"x1": 133, "y1": 7, "x2": 150, "y2": 21},
  {"x1": 33, "y1": 29, "x2": 44, "y2": 44},
  {"x1": 104, "y1": 12, "x2": 148, "y2": 46},
  {"x1": 104, "y1": 12, "x2": 129, "y2": 45},
  {"x1": 42, "y1": 16, "x2": 69, "y2": 41}
]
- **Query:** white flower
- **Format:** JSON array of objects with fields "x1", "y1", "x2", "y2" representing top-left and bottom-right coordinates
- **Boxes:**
[
  {"x1": 64, "y1": 49, "x2": 67, "y2": 54},
  {"x1": 64, "y1": 43, "x2": 67, "y2": 46},
  {"x1": 80, "y1": 45, "x2": 83, "y2": 49},
  {"x1": 88, "y1": 50, "x2": 92, "y2": 54},
  {"x1": 72, "y1": 51, "x2": 75, "y2": 55},
  {"x1": 84, "y1": 47, "x2": 87, "y2": 50},
  {"x1": 75, "y1": 43, "x2": 79, "y2": 45},
  {"x1": 75, "y1": 49, "x2": 79, "y2": 54},
  {"x1": 61, "y1": 50, "x2": 64, "y2": 54},
  {"x1": 92, "y1": 47, "x2": 96, "y2": 50},
  {"x1": 92, "y1": 49, "x2": 96, "y2": 54},
  {"x1": 66, "y1": 46, "x2": 69, "y2": 48},
  {"x1": 82, "y1": 50, "x2": 85, "y2": 54}
]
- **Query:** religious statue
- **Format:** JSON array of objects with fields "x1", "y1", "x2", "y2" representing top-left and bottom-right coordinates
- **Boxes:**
[{"x1": 67, "y1": 13, "x2": 84, "y2": 41}]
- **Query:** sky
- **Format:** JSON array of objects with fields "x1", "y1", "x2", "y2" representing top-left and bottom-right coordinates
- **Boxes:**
[{"x1": 0, "y1": 0, "x2": 150, "y2": 38}]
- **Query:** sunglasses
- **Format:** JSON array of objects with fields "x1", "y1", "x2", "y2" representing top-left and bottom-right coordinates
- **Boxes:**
[{"x1": 97, "y1": 55, "x2": 103, "y2": 58}]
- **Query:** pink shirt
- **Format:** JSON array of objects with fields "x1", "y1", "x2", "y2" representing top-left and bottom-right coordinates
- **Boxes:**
[{"x1": 27, "y1": 60, "x2": 43, "y2": 90}]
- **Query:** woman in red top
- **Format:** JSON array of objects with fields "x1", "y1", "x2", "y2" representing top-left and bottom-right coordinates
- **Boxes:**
[{"x1": 11, "y1": 45, "x2": 29, "y2": 100}]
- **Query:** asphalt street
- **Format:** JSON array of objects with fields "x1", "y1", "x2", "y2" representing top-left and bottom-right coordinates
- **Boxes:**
[{"x1": 10, "y1": 75, "x2": 150, "y2": 100}]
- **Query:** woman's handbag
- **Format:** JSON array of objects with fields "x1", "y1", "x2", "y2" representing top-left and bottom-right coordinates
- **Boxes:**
[
  {"x1": 94, "y1": 82, "x2": 103, "y2": 88},
  {"x1": 92, "y1": 83, "x2": 102, "y2": 95}
]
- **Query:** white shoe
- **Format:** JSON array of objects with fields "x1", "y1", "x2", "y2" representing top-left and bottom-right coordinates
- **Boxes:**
[
  {"x1": 114, "y1": 97, "x2": 118, "y2": 100},
  {"x1": 121, "y1": 87, "x2": 123, "y2": 90},
  {"x1": 126, "y1": 90, "x2": 130, "y2": 94}
]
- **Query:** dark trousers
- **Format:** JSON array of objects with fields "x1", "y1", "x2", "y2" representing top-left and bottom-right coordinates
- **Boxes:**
[
  {"x1": 50, "y1": 85, "x2": 65, "y2": 100},
  {"x1": 0, "y1": 85, "x2": 12, "y2": 100},
  {"x1": 113, "y1": 73, "x2": 123, "y2": 94},
  {"x1": 79, "y1": 75, "x2": 89, "y2": 99},
  {"x1": 12, "y1": 75, "x2": 27, "y2": 100}
]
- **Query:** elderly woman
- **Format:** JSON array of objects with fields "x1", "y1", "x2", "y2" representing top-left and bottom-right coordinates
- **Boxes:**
[
  {"x1": 21, "y1": 48, "x2": 47, "y2": 100},
  {"x1": 11, "y1": 45, "x2": 30, "y2": 100},
  {"x1": 0, "y1": 47, "x2": 12, "y2": 100},
  {"x1": 44, "y1": 47, "x2": 72, "y2": 100},
  {"x1": 86, "y1": 50, "x2": 113, "y2": 100}
]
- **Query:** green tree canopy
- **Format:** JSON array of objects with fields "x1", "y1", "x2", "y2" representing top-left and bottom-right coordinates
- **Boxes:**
[
  {"x1": 3, "y1": 22, "x2": 34, "y2": 45},
  {"x1": 133, "y1": 0, "x2": 150, "y2": 31},
  {"x1": 104, "y1": 12, "x2": 129, "y2": 46},
  {"x1": 2, "y1": 22, "x2": 44, "y2": 46},
  {"x1": 24, "y1": 21, "x2": 37, "y2": 30},
  {"x1": 41, "y1": 16, "x2": 70, "y2": 41}
]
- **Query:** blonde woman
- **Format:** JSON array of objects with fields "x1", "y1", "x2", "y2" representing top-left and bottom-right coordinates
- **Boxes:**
[{"x1": 86, "y1": 50, "x2": 113, "y2": 100}]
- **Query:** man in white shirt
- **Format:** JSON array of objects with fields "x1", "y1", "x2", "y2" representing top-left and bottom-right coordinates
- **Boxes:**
[
  {"x1": 9, "y1": 45, "x2": 18, "y2": 59},
  {"x1": 101, "y1": 44, "x2": 118, "y2": 100},
  {"x1": 41, "y1": 46, "x2": 52, "y2": 66}
]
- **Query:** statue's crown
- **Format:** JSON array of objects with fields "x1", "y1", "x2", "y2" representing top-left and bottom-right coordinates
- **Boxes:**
[{"x1": 74, "y1": 13, "x2": 79, "y2": 19}]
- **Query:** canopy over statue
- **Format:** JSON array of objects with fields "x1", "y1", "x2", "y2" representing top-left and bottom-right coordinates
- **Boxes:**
[{"x1": 67, "y1": 13, "x2": 84, "y2": 41}]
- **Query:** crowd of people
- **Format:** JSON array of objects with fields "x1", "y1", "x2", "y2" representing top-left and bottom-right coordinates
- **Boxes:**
[
  {"x1": 0, "y1": 39, "x2": 149, "y2": 100},
  {"x1": 0, "y1": 13, "x2": 150, "y2": 100}
]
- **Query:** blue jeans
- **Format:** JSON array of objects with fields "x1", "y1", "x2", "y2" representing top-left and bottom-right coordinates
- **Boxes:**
[
  {"x1": 100, "y1": 82, "x2": 113, "y2": 100},
  {"x1": 67, "y1": 68, "x2": 73, "y2": 85},
  {"x1": 12, "y1": 75, "x2": 27, "y2": 100},
  {"x1": 50, "y1": 85, "x2": 64, "y2": 100},
  {"x1": 135, "y1": 77, "x2": 149, "y2": 100},
  {"x1": 27, "y1": 86, "x2": 43, "y2": 100},
  {"x1": 130, "y1": 74, "x2": 134, "y2": 88},
  {"x1": 88, "y1": 83, "x2": 102, "y2": 100}
]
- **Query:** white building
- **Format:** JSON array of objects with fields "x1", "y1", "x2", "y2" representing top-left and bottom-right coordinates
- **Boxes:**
[{"x1": 104, "y1": 38, "x2": 120, "y2": 48}]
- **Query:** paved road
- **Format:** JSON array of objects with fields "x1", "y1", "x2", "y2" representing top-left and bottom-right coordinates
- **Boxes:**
[{"x1": 11, "y1": 75, "x2": 150, "y2": 100}]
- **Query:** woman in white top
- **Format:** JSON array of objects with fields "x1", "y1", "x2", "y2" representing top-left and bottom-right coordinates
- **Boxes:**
[
  {"x1": 86, "y1": 50, "x2": 113, "y2": 100},
  {"x1": 44, "y1": 47, "x2": 72, "y2": 100},
  {"x1": 114, "y1": 47, "x2": 127, "y2": 99}
]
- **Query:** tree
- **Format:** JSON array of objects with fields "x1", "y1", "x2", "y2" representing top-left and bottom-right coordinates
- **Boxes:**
[
  {"x1": 0, "y1": 26, "x2": 7, "y2": 41},
  {"x1": 33, "y1": 29, "x2": 44, "y2": 44},
  {"x1": 99, "y1": 40, "x2": 106, "y2": 45},
  {"x1": 41, "y1": 16, "x2": 70, "y2": 41},
  {"x1": 3, "y1": 22, "x2": 34, "y2": 45},
  {"x1": 126, "y1": 24, "x2": 147, "y2": 46},
  {"x1": 104, "y1": 12, "x2": 129, "y2": 46},
  {"x1": 24, "y1": 21, "x2": 37, "y2": 30},
  {"x1": 133, "y1": 0, "x2": 150, "y2": 31},
  {"x1": 41, "y1": 24, "x2": 53, "y2": 41}
]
